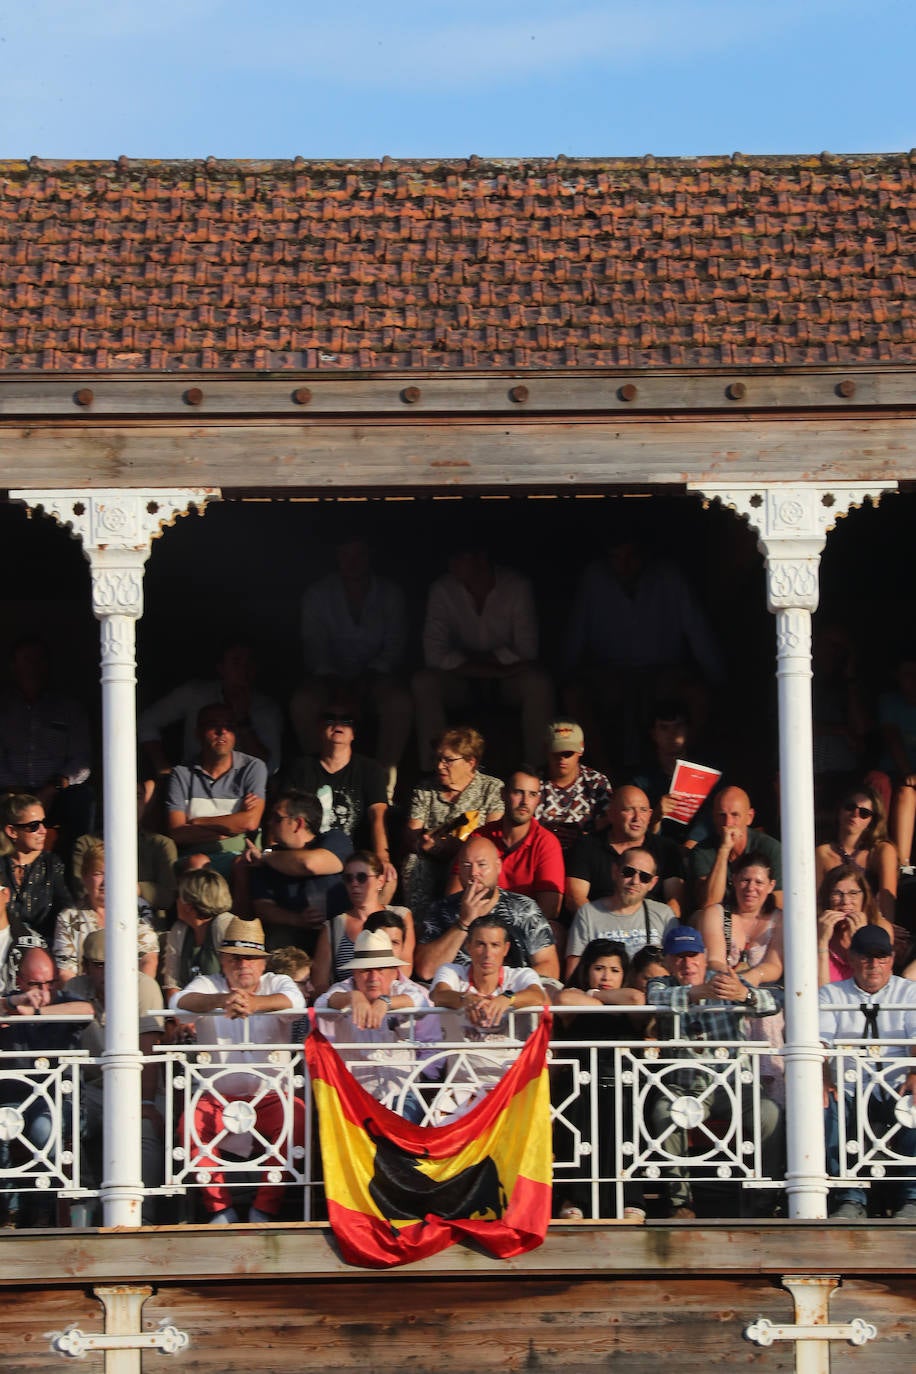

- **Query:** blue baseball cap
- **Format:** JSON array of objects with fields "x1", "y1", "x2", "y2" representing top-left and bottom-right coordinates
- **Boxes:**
[{"x1": 662, "y1": 925, "x2": 706, "y2": 957}]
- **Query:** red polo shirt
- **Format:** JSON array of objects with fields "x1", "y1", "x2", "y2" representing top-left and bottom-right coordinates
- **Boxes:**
[{"x1": 477, "y1": 818, "x2": 565, "y2": 898}]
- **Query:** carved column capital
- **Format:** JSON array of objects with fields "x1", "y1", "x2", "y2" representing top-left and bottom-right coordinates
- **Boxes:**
[
  {"x1": 10, "y1": 489, "x2": 218, "y2": 622},
  {"x1": 689, "y1": 481, "x2": 895, "y2": 612}
]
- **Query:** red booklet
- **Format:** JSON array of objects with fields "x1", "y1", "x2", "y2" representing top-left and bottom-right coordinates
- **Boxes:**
[{"x1": 666, "y1": 759, "x2": 721, "y2": 824}]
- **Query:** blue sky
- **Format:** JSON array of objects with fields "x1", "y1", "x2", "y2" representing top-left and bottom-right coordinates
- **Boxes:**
[{"x1": 1, "y1": 0, "x2": 914, "y2": 160}]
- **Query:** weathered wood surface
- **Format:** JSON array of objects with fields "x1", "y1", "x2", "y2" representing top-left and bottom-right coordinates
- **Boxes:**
[
  {"x1": 2, "y1": 416, "x2": 916, "y2": 491},
  {"x1": 1, "y1": 368, "x2": 915, "y2": 418},
  {"x1": 3, "y1": 1272, "x2": 915, "y2": 1374},
  {"x1": 0, "y1": 1222, "x2": 915, "y2": 1285}
]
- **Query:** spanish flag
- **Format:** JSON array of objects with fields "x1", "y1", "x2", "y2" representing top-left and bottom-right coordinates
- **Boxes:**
[{"x1": 305, "y1": 1014, "x2": 553, "y2": 1268}]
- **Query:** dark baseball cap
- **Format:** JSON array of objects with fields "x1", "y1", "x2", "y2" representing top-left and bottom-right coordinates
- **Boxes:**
[{"x1": 849, "y1": 925, "x2": 893, "y2": 958}]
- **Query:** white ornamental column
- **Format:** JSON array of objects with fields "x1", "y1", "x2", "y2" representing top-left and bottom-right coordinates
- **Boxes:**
[
  {"x1": 12, "y1": 488, "x2": 218, "y2": 1226},
  {"x1": 689, "y1": 481, "x2": 894, "y2": 1219}
]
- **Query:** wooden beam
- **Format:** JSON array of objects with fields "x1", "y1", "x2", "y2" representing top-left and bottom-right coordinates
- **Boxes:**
[
  {"x1": 2, "y1": 416, "x2": 916, "y2": 491},
  {"x1": 0, "y1": 1223, "x2": 914, "y2": 1286},
  {"x1": 1, "y1": 367, "x2": 916, "y2": 420}
]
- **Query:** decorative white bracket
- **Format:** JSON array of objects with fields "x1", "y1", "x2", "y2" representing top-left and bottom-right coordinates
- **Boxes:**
[
  {"x1": 687, "y1": 480, "x2": 895, "y2": 613},
  {"x1": 745, "y1": 1276, "x2": 876, "y2": 1368},
  {"x1": 50, "y1": 1286, "x2": 189, "y2": 1369}
]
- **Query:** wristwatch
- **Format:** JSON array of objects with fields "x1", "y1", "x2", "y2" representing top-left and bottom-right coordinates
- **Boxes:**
[
  {"x1": 378, "y1": 994, "x2": 392, "y2": 1008},
  {"x1": 743, "y1": 989, "x2": 756, "y2": 1007}
]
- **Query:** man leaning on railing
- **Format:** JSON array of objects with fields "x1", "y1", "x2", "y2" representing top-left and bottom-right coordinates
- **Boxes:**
[
  {"x1": 819, "y1": 923, "x2": 916, "y2": 1221},
  {"x1": 645, "y1": 924, "x2": 782, "y2": 1220}
]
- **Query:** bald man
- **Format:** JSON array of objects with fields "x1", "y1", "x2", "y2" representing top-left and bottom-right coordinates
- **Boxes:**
[
  {"x1": 564, "y1": 784, "x2": 686, "y2": 920},
  {"x1": 689, "y1": 786, "x2": 782, "y2": 909},
  {"x1": 415, "y1": 834, "x2": 559, "y2": 982}
]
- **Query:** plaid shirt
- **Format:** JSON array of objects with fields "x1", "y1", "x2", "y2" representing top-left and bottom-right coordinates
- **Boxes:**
[{"x1": 646, "y1": 975, "x2": 779, "y2": 1093}]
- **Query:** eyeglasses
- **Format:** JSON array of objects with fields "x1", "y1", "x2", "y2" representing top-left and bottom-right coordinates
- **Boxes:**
[
  {"x1": 13, "y1": 819, "x2": 46, "y2": 833},
  {"x1": 843, "y1": 803, "x2": 874, "y2": 820},
  {"x1": 343, "y1": 871, "x2": 371, "y2": 883},
  {"x1": 323, "y1": 713, "x2": 354, "y2": 725},
  {"x1": 436, "y1": 754, "x2": 467, "y2": 766},
  {"x1": 830, "y1": 887, "x2": 864, "y2": 901},
  {"x1": 620, "y1": 865, "x2": 655, "y2": 884}
]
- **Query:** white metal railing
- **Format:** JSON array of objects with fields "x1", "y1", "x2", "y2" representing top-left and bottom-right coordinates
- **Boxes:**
[{"x1": 3, "y1": 1011, "x2": 915, "y2": 1225}]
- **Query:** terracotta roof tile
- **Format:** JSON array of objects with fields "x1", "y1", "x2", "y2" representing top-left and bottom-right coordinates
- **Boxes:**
[{"x1": 1, "y1": 154, "x2": 915, "y2": 371}]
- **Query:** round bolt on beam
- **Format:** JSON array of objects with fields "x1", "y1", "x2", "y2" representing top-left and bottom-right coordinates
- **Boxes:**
[
  {"x1": 509, "y1": 385, "x2": 529, "y2": 403},
  {"x1": 184, "y1": 387, "x2": 204, "y2": 406},
  {"x1": 74, "y1": 388, "x2": 94, "y2": 408},
  {"x1": 292, "y1": 387, "x2": 312, "y2": 406},
  {"x1": 726, "y1": 381, "x2": 747, "y2": 401},
  {"x1": 836, "y1": 379, "x2": 856, "y2": 398},
  {"x1": 618, "y1": 383, "x2": 638, "y2": 402},
  {"x1": 401, "y1": 386, "x2": 421, "y2": 404}
]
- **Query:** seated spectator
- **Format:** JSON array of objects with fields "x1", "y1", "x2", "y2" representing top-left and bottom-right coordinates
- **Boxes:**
[
  {"x1": 565, "y1": 847, "x2": 677, "y2": 981},
  {"x1": 401, "y1": 727, "x2": 503, "y2": 925},
  {"x1": 171, "y1": 917, "x2": 306, "y2": 1224},
  {"x1": 166, "y1": 703, "x2": 267, "y2": 876},
  {"x1": 282, "y1": 698, "x2": 390, "y2": 864},
  {"x1": 61, "y1": 929, "x2": 164, "y2": 1226},
  {"x1": 265, "y1": 945, "x2": 313, "y2": 1002},
  {"x1": 314, "y1": 929, "x2": 436, "y2": 1119},
  {"x1": 0, "y1": 637, "x2": 95, "y2": 866},
  {"x1": 689, "y1": 786, "x2": 782, "y2": 910},
  {"x1": 565, "y1": 785, "x2": 686, "y2": 920},
  {"x1": 430, "y1": 914, "x2": 547, "y2": 1120},
  {"x1": 627, "y1": 944, "x2": 668, "y2": 995},
  {"x1": 645, "y1": 925, "x2": 781, "y2": 1219},
  {"x1": 0, "y1": 872, "x2": 46, "y2": 996},
  {"x1": 816, "y1": 863, "x2": 895, "y2": 986},
  {"x1": 73, "y1": 778, "x2": 177, "y2": 927},
  {"x1": 291, "y1": 535, "x2": 411, "y2": 799},
  {"x1": 630, "y1": 699, "x2": 718, "y2": 846},
  {"x1": 820, "y1": 924, "x2": 916, "y2": 1219},
  {"x1": 415, "y1": 835, "x2": 559, "y2": 983},
  {"x1": 161, "y1": 868, "x2": 235, "y2": 999},
  {"x1": 537, "y1": 720, "x2": 612, "y2": 857},
  {"x1": 431, "y1": 913, "x2": 548, "y2": 1033},
  {"x1": 563, "y1": 533, "x2": 723, "y2": 769},
  {"x1": 698, "y1": 852, "x2": 783, "y2": 988},
  {"x1": 0, "y1": 947, "x2": 93, "y2": 1228},
  {"x1": 412, "y1": 545, "x2": 554, "y2": 769},
  {"x1": 815, "y1": 785, "x2": 898, "y2": 923},
  {"x1": 139, "y1": 638, "x2": 284, "y2": 775},
  {"x1": 311, "y1": 850, "x2": 414, "y2": 995},
  {"x1": 555, "y1": 939, "x2": 647, "y2": 1220},
  {"x1": 0, "y1": 793, "x2": 73, "y2": 944},
  {"x1": 445, "y1": 768, "x2": 565, "y2": 925},
  {"x1": 53, "y1": 839, "x2": 159, "y2": 983},
  {"x1": 244, "y1": 790, "x2": 352, "y2": 953}
]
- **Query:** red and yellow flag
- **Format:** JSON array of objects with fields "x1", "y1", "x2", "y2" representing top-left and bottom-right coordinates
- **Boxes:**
[{"x1": 305, "y1": 1015, "x2": 552, "y2": 1268}]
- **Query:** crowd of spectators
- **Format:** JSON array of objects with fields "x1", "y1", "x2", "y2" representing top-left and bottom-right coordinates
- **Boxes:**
[{"x1": 3, "y1": 534, "x2": 916, "y2": 1228}]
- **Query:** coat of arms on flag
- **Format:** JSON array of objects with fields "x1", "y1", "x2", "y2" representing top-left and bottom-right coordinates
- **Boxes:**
[{"x1": 305, "y1": 1014, "x2": 553, "y2": 1268}]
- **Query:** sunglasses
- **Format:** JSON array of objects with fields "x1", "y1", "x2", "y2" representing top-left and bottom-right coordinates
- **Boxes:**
[
  {"x1": 344, "y1": 871, "x2": 372, "y2": 883},
  {"x1": 13, "y1": 819, "x2": 46, "y2": 832},
  {"x1": 843, "y1": 803, "x2": 874, "y2": 820},
  {"x1": 554, "y1": 751, "x2": 577, "y2": 759},
  {"x1": 620, "y1": 865, "x2": 655, "y2": 884}
]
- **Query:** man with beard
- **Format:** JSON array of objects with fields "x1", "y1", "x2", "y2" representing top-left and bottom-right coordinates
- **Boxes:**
[
  {"x1": 445, "y1": 769, "x2": 565, "y2": 924},
  {"x1": 565, "y1": 845, "x2": 677, "y2": 980},
  {"x1": 416, "y1": 835, "x2": 559, "y2": 982},
  {"x1": 564, "y1": 784, "x2": 686, "y2": 920}
]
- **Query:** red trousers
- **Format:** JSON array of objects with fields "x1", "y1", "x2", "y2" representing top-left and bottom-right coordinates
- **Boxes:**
[{"x1": 183, "y1": 1091, "x2": 306, "y2": 1217}]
